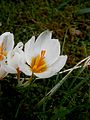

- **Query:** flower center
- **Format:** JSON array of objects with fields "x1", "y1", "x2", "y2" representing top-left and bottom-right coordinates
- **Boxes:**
[
  {"x1": 0, "y1": 42, "x2": 7, "y2": 61},
  {"x1": 31, "y1": 50, "x2": 47, "y2": 73}
]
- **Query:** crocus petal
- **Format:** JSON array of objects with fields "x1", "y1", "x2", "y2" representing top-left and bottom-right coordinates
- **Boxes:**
[
  {"x1": 0, "y1": 32, "x2": 14, "y2": 52},
  {"x1": 7, "y1": 52, "x2": 20, "y2": 69},
  {"x1": 14, "y1": 42, "x2": 23, "y2": 53},
  {"x1": 25, "y1": 36, "x2": 35, "y2": 52},
  {"x1": 25, "y1": 30, "x2": 52, "y2": 62},
  {"x1": 44, "y1": 39, "x2": 60, "y2": 65},
  {"x1": 33, "y1": 30, "x2": 52, "y2": 56},
  {"x1": 0, "y1": 68, "x2": 8, "y2": 80},
  {"x1": 35, "y1": 38, "x2": 60, "y2": 66},
  {"x1": 0, "y1": 32, "x2": 10, "y2": 43},
  {"x1": 19, "y1": 63, "x2": 32, "y2": 76},
  {"x1": 4, "y1": 65, "x2": 17, "y2": 73},
  {"x1": 35, "y1": 30, "x2": 52, "y2": 48},
  {"x1": 6, "y1": 46, "x2": 25, "y2": 74},
  {"x1": 25, "y1": 36, "x2": 35, "y2": 65},
  {"x1": 50, "y1": 55, "x2": 68, "y2": 72},
  {"x1": 35, "y1": 55, "x2": 67, "y2": 78}
]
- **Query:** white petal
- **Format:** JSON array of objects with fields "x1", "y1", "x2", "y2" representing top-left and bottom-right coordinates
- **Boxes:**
[
  {"x1": 44, "y1": 39, "x2": 60, "y2": 65},
  {"x1": 32, "y1": 38, "x2": 60, "y2": 66},
  {"x1": 7, "y1": 52, "x2": 20, "y2": 69},
  {"x1": 33, "y1": 30, "x2": 52, "y2": 56},
  {"x1": 4, "y1": 65, "x2": 17, "y2": 73},
  {"x1": 25, "y1": 30, "x2": 52, "y2": 63},
  {"x1": 25, "y1": 36, "x2": 35, "y2": 51},
  {"x1": 18, "y1": 51, "x2": 26, "y2": 72},
  {"x1": 34, "y1": 68, "x2": 53, "y2": 78},
  {"x1": 50, "y1": 55, "x2": 67, "y2": 72},
  {"x1": 35, "y1": 55, "x2": 67, "y2": 78},
  {"x1": 34, "y1": 38, "x2": 60, "y2": 66},
  {"x1": 19, "y1": 63, "x2": 32, "y2": 76},
  {"x1": 35, "y1": 30, "x2": 52, "y2": 46},
  {"x1": 0, "y1": 67, "x2": 8, "y2": 80},
  {"x1": 0, "y1": 32, "x2": 10, "y2": 44},
  {"x1": 1, "y1": 32, "x2": 14, "y2": 52},
  {"x1": 14, "y1": 42, "x2": 23, "y2": 53},
  {"x1": 25, "y1": 36, "x2": 35, "y2": 65}
]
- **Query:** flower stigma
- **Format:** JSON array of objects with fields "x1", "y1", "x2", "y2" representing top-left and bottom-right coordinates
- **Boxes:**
[{"x1": 30, "y1": 50, "x2": 47, "y2": 73}]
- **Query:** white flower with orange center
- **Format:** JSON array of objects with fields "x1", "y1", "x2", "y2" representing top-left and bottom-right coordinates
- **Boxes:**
[
  {"x1": 20, "y1": 30, "x2": 67, "y2": 78},
  {"x1": 0, "y1": 32, "x2": 14, "y2": 79}
]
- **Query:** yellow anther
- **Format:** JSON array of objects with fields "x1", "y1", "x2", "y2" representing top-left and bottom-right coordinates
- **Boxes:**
[
  {"x1": 41, "y1": 50, "x2": 46, "y2": 58},
  {"x1": 31, "y1": 50, "x2": 47, "y2": 73},
  {"x1": 0, "y1": 42, "x2": 7, "y2": 61}
]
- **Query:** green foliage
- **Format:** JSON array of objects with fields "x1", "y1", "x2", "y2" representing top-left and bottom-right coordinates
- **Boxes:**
[
  {"x1": 51, "y1": 106, "x2": 69, "y2": 120},
  {"x1": 58, "y1": 0, "x2": 72, "y2": 10}
]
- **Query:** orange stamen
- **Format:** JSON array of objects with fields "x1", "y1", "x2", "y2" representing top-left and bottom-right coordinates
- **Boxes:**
[
  {"x1": 31, "y1": 50, "x2": 47, "y2": 73},
  {"x1": 41, "y1": 50, "x2": 46, "y2": 58},
  {"x1": 0, "y1": 42, "x2": 7, "y2": 61}
]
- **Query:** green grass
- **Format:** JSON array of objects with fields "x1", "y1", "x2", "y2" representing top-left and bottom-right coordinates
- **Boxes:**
[{"x1": 0, "y1": 0, "x2": 90, "y2": 120}]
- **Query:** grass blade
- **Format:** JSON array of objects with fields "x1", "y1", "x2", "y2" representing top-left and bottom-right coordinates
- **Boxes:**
[{"x1": 76, "y1": 8, "x2": 90, "y2": 14}]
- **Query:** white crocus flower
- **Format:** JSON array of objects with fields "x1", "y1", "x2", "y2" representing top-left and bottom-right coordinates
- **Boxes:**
[
  {"x1": 4, "y1": 42, "x2": 24, "y2": 78},
  {"x1": 20, "y1": 30, "x2": 67, "y2": 78},
  {"x1": 0, "y1": 32, "x2": 14, "y2": 79}
]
